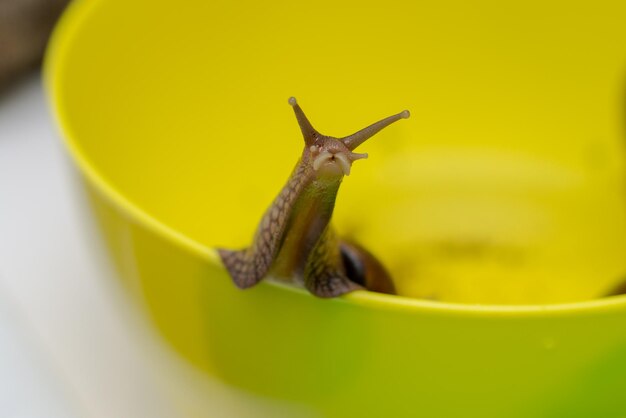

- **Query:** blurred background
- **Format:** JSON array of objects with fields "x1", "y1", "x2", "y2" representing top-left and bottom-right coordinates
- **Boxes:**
[{"x1": 0, "y1": 1, "x2": 179, "y2": 416}]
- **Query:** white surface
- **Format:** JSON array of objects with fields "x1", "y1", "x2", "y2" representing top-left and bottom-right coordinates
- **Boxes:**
[
  {"x1": 0, "y1": 291, "x2": 80, "y2": 418},
  {"x1": 0, "y1": 75, "x2": 179, "y2": 418}
]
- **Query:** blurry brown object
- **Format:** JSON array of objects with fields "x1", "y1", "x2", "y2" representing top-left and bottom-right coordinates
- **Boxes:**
[
  {"x1": 0, "y1": 0, "x2": 70, "y2": 92},
  {"x1": 606, "y1": 278, "x2": 626, "y2": 297}
]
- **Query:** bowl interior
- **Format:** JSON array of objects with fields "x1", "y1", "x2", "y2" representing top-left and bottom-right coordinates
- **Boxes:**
[{"x1": 52, "y1": 0, "x2": 626, "y2": 304}]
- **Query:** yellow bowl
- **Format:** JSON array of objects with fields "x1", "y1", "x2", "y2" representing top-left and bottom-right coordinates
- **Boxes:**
[{"x1": 46, "y1": 0, "x2": 626, "y2": 416}]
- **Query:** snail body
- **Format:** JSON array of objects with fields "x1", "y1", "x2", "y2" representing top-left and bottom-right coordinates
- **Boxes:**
[{"x1": 219, "y1": 98, "x2": 409, "y2": 297}]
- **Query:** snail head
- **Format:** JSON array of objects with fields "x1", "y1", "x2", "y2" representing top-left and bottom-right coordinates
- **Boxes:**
[{"x1": 288, "y1": 97, "x2": 410, "y2": 178}]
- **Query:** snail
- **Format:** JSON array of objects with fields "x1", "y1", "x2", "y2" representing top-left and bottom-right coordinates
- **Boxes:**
[{"x1": 219, "y1": 97, "x2": 410, "y2": 297}]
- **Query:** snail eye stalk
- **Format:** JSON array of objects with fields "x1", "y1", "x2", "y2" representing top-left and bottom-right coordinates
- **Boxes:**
[
  {"x1": 288, "y1": 97, "x2": 321, "y2": 146},
  {"x1": 341, "y1": 109, "x2": 410, "y2": 151}
]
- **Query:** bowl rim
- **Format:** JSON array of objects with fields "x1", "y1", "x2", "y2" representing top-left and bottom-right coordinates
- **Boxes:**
[{"x1": 44, "y1": 0, "x2": 626, "y2": 318}]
